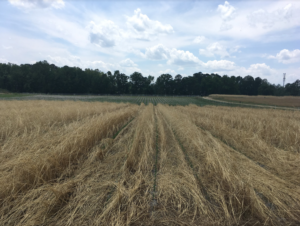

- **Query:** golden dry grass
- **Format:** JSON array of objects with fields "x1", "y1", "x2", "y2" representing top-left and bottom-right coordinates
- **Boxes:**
[
  {"x1": 210, "y1": 94, "x2": 300, "y2": 108},
  {"x1": 0, "y1": 100, "x2": 300, "y2": 225}
]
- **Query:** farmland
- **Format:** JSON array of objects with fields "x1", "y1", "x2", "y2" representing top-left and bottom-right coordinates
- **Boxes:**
[
  {"x1": 0, "y1": 94, "x2": 293, "y2": 109},
  {"x1": 209, "y1": 94, "x2": 300, "y2": 108},
  {"x1": 0, "y1": 100, "x2": 300, "y2": 225}
]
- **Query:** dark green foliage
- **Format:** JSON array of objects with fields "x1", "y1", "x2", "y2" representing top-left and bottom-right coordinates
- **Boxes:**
[{"x1": 0, "y1": 61, "x2": 299, "y2": 96}]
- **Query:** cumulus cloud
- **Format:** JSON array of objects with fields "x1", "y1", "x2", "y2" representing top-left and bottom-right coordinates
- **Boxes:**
[
  {"x1": 268, "y1": 49, "x2": 300, "y2": 64},
  {"x1": 246, "y1": 63, "x2": 274, "y2": 76},
  {"x1": 193, "y1": 36, "x2": 205, "y2": 44},
  {"x1": 141, "y1": 44, "x2": 236, "y2": 68},
  {"x1": 144, "y1": 44, "x2": 201, "y2": 66},
  {"x1": 168, "y1": 49, "x2": 200, "y2": 66},
  {"x1": 127, "y1": 8, "x2": 174, "y2": 39},
  {"x1": 199, "y1": 42, "x2": 230, "y2": 58},
  {"x1": 217, "y1": 1, "x2": 236, "y2": 21},
  {"x1": 46, "y1": 54, "x2": 118, "y2": 72},
  {"x1": 47, "y1": 55, "x2": 82, "y2": 67},
  {"x1": 8, "y1": 0, "x2": 64, "y2": 9},
  {"x1": 88, "y1": 21, "x2": 121, "y2": 48},
  {"x1": 120, "y1": 58, "x2": 137, "y2": 67},
  {"x1": 89, "y1": 61, "x2": 116, "y2": 72},
  {"x1": 159, "y1": 69, "x2": 175, "y2": 74},
  {"x1": 202, "y1": 60, "x2": 236, "y2": 71},
  {"x1": 145, "y1": 44, "x2": 170, "y2": 60},
  {"x1": 143, "y1": 44, "x2": 201, "y2": 65},
  {"x1": 203, "y1": 62, "x2": 277, "y2": 79},
  {"x1": 217, "y1": 1, "x2": 236, "y2": 31},
  {"x1": 247, "y1": 4, "x2": 293, "y2": 29}
]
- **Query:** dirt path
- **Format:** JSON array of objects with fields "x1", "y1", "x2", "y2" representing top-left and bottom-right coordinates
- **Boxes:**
[{"x1": 203, "y1": 97, "x2": 300, "y2": 111}]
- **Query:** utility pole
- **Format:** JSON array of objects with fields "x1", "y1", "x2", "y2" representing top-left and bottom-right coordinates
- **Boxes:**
[{"x1": 283, "y1": 73, "x2": 286, "y2": 87}]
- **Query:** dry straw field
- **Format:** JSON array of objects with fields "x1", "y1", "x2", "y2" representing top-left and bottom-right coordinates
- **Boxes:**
[
  {"x1": 0, "y1": 100, "x2": 300, "y2": 225},
  {"x1": 209, "y1": 94, "x2": 300, "y2": 108}
]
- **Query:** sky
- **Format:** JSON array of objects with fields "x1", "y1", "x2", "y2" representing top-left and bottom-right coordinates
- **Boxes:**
[{"x1": 0, "y1": 0, "x2": 300, "y2": 84}]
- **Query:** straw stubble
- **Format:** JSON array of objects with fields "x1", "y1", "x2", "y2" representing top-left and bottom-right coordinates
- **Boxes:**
[{"x1": 0, "y1": 101, "x2": 299, "y2": 225}]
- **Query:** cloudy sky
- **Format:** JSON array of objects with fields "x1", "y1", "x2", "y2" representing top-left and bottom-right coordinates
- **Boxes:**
[{"x1": 1, "y1": 0, "x2": 299, "y2": 84}]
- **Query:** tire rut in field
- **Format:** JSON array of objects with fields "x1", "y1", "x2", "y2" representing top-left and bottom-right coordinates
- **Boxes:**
[
  {"x1": 149, "y1": 107, "x2": 160, "y2": 217},
  {"x1": 95, "y1": 103, "x2": 156, "y2": 225},
  {"x1": 161, "y1": 111, "x2": 214, "y2": 206},
  {"x1": 156, "y1": 105, "x2": 218, "y2": 225}
]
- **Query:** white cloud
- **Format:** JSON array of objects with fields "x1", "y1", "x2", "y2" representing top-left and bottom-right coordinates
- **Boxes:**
[
  {"x1": 127, "y1": 8, "x2": 174, "y2": 39},
  {"x1": 220, "y1": 23, "x2": 233, "y2": 31},
  {"x1": 88, "y1": 21, "x2": 121, "y2": 48},
  {"x1": 203, "y1": 60, "x2": 236, "y2": 71},
  {"x1": 145, "y1": 44, "x2": 169, "y2": 60},
  {"x1": 168, "y1": 48, "x2": 200, "y2": 66},
  {"x1": 217, "y1": 1, "x2": 237, "y2": 32},
  {"x1": 217, "y1": 1, "x2": 236, "y2": 21},
  {"x1": 199, "y1": 42, "x2": 230, "y2": 58},
  {"x1": 145, "y1": 45, "x2": 202, "y2": 66},
  {"x1": 120, "y1": 58, "x2": 137, "y2": 67},
  {"x1": 246, "y1": 63, "x2": 274, "y2": 76},
  {"x1": 47, "y1": 54, "x2": 117, "y2": 72},
  {"x1": 8, "y1": 0, "x2": 64, "y2": 9},
  {"x1": 268, "y1": 49, "x2": 300, "y2": 64},
  {"x1": 247, "y1": 4, "x2": 293, "y2": 29},
  {"x1": 89, "y1": 61, "x2": 116, "y2": 72},
  {"x1": 0, "y1": 58, "x2": 8, "y2": 63},
  {"x1": 120, "y1": 65, "x2": 142, "y2": 75},
  {"x1": 203, "y1": 62, "x2": 277, "y2": 80},
  {"x1": 2, "y1": 45, "x2": 13, "y2": 50},
  {"x1": 230, "y1": 45, "x2": 242, "y2": 53},
  {"x1": 143, "y1": 44, "x2": 201, "y2": 66},
  {"x1": 159, "y1": 69, "x2": 175, "y2": 74},
  {"x1": 193, "y1": 36, "x2": 205, "y2": 44},
  {"x1": 178, "y1": 66, "x2": 184, "y2": 71},
  {"x1": 143, "y1": 44, "x2": 233, "y2": 67},
  {"x1": 47, "y1": 55, "x2": 83, "y2": 68}
]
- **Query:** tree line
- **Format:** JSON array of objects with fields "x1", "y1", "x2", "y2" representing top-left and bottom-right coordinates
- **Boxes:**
[{"x1": 0, "y1": 61, "x2": 299, "y2": 96}]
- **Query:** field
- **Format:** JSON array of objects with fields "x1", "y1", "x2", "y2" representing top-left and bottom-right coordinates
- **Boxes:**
[
  {"x1": 209, "y1": 94, "x2": 300, "y2": 108},
  {"x1": 0, "y1": 94, "x2": 292, "y2": 109},
  {"x1": 0, "y1": 93, "x2": 31, "y2": 98},
  {"x1": 0, "y1": 100, "x2": 300, "y2": 225}
]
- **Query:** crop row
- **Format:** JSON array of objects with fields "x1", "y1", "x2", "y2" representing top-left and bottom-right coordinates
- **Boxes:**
[{"x1": 0, "y1": 101, "x2": 299, "y2": 225}]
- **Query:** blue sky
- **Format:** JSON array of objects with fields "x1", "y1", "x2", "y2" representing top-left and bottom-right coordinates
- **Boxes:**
[{"x1": 0, "y1": 0, "x2": 299, "y2": 84}]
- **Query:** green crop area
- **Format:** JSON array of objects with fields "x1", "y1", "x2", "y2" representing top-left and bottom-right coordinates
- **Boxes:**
[
  {"x1": 0, "y1": 94, "x2": 281, "y2": 109},
  {"x1": 0, "y1": 93, "x2": 31, "y2": 98}
]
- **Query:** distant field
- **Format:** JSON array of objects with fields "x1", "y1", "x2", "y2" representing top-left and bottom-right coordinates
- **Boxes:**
[
  {"x1": 0, "y1": 93, "x2": 31, "y2": 98},
  {"x1": 0, "y1": 94, "x2": 287, "y2": 109},
  {"x1": 0, "y1": 100, "x2": 300, "y2": 225},
  {"x1": 210, "y1": 94, "x2": 300, "y2": 108},
  {"x1": 0, "y1": 94, "x2": 228, "y2": 106}
]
